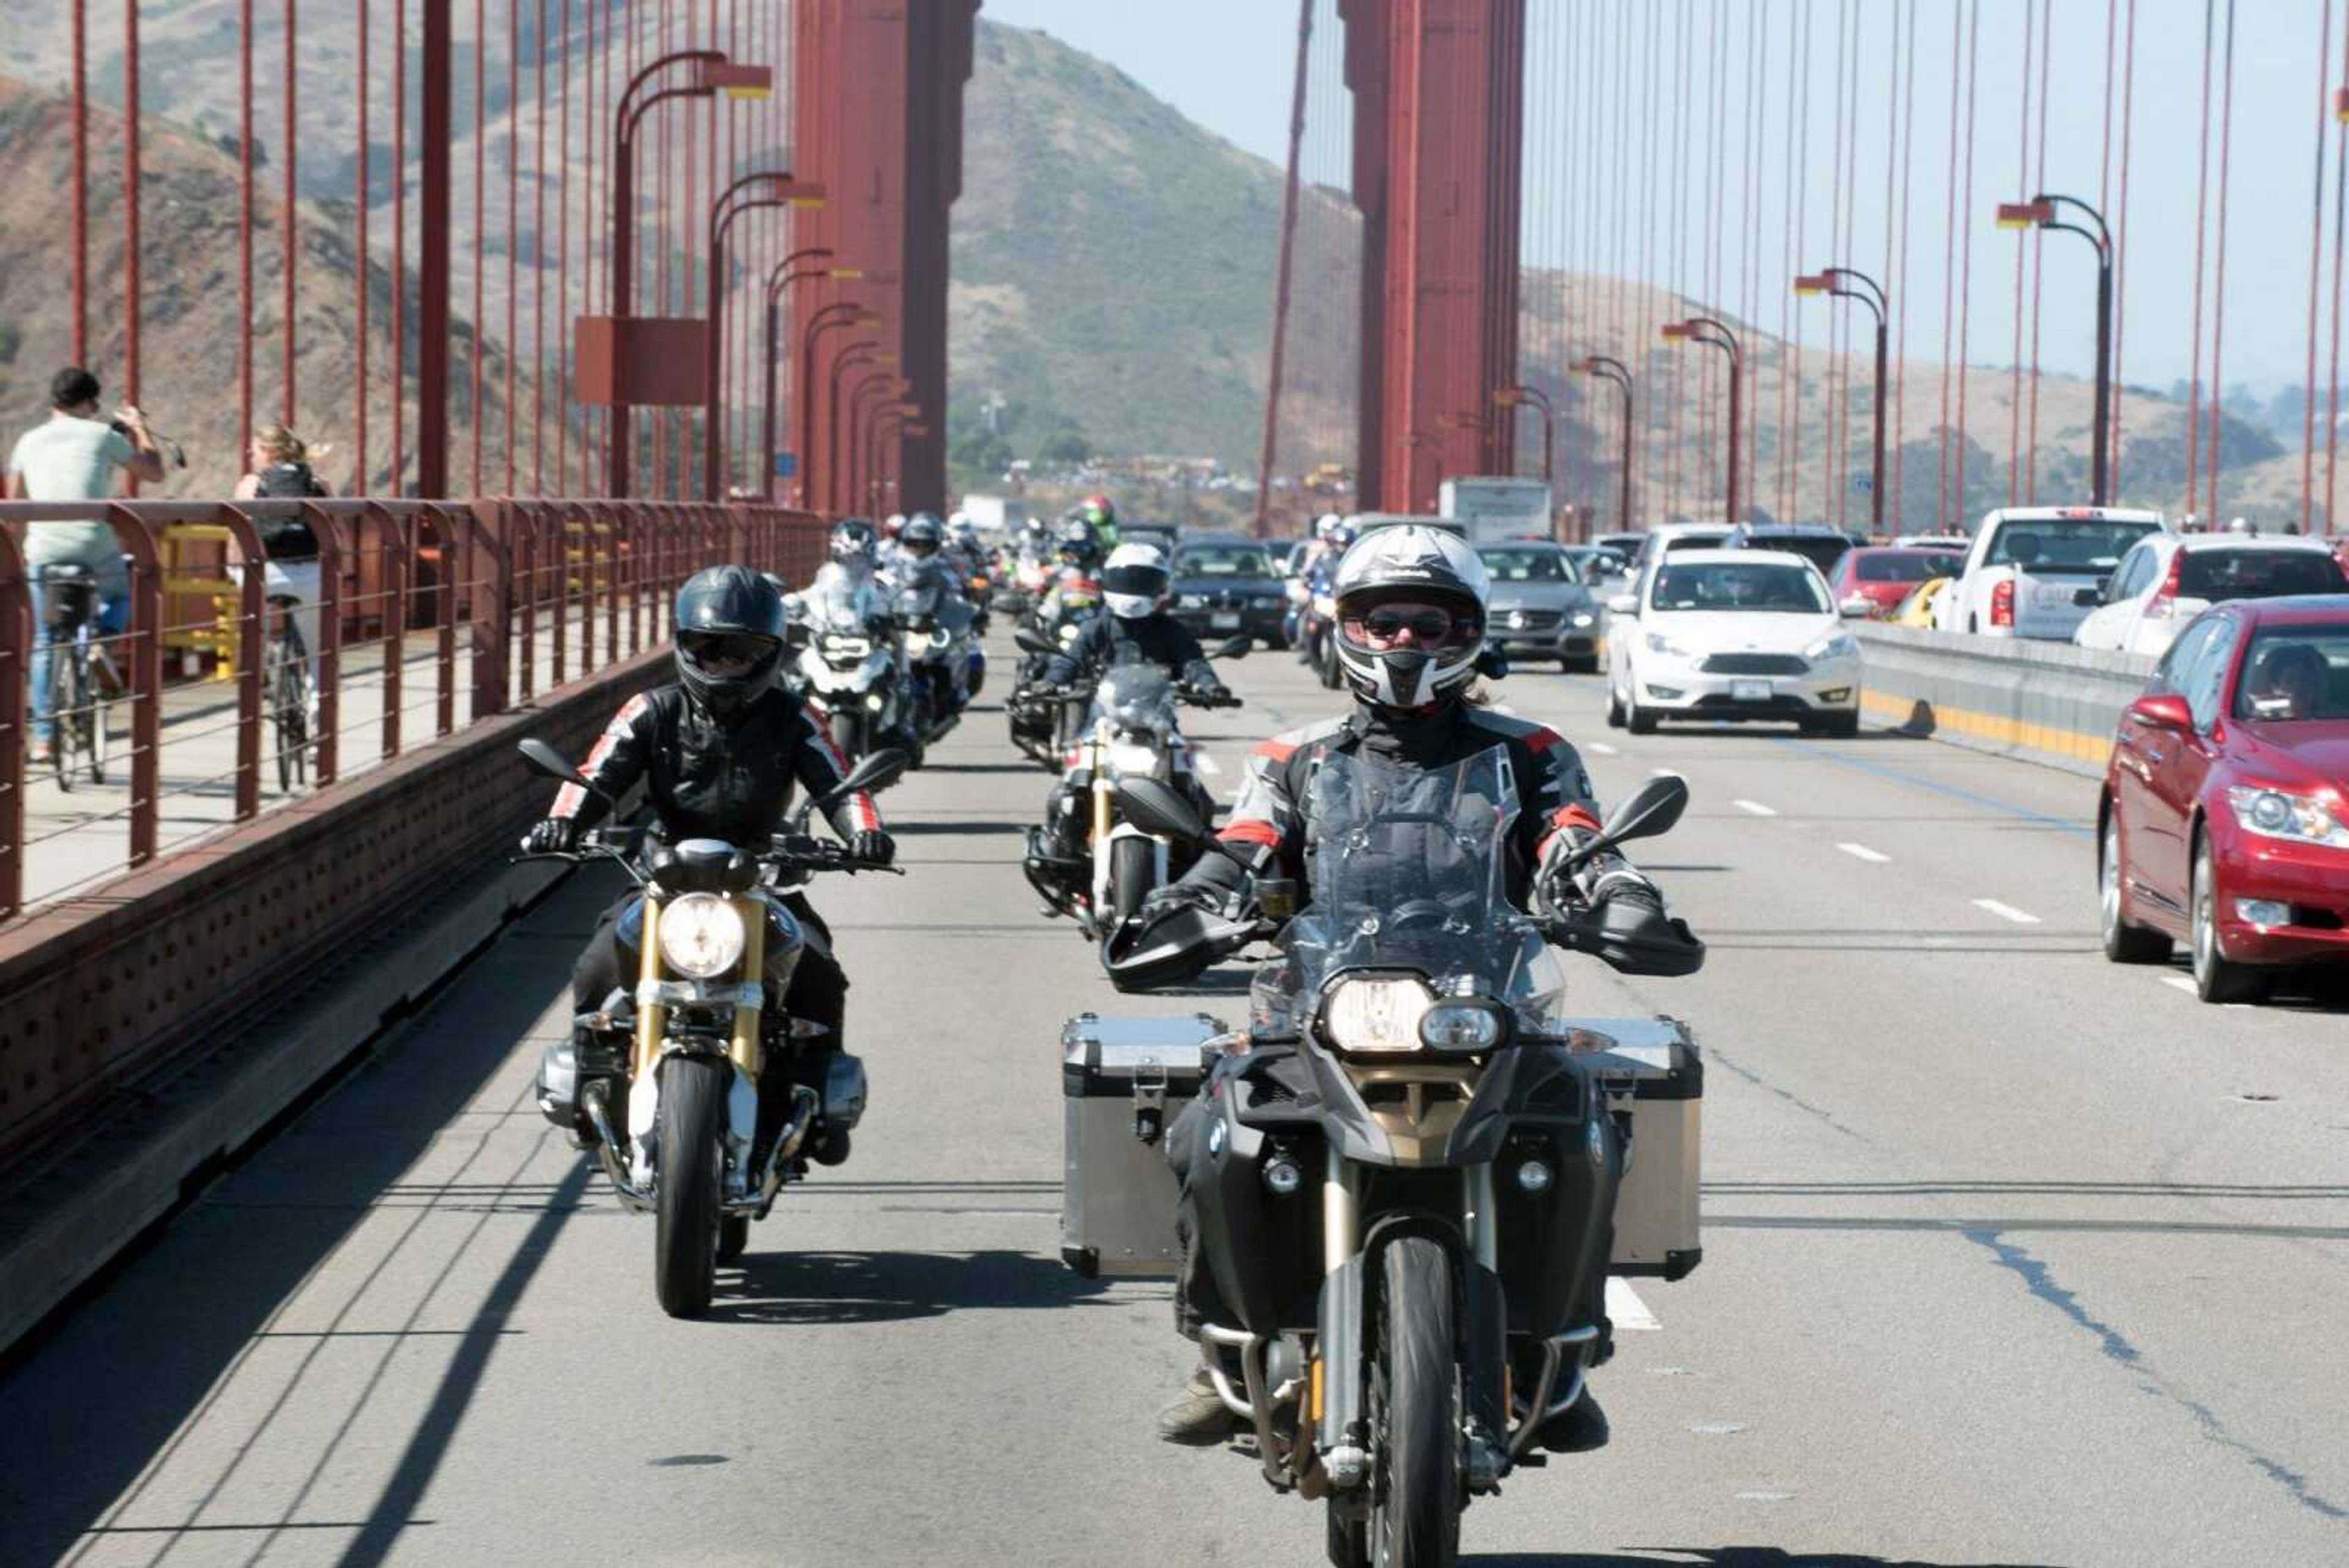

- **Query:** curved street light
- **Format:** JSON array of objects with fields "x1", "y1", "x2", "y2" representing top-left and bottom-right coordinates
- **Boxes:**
[
  {"x1": 1573, "y1": 357, "x2": 1635, "y2": 533},
  {"x1": 1660, "y1": 319, "x2": 1742, "y2": 525},
  {"x1": 1996, "y1": 193, "x2": 2114, "y2": 504},
  {"x1": 1795, "y1": 267, "x2": 1888, "y2": 529}
]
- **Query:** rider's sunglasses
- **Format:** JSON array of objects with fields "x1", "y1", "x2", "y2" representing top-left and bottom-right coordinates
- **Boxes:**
[
  {"x1": 679, "y1": 631, "x2": 776, "y2": 667},
  {"x1": 1342, "y1": 603, "x2": 1471, "y2": 650}
]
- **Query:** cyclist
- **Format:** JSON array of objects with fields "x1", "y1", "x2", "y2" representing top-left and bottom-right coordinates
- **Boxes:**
[
  {"x1": 232, "y1": 423, "x2": 333, "y2": 706},
  {"x1": 6, "y1": 367, "x2": 165, "y2": 765}
]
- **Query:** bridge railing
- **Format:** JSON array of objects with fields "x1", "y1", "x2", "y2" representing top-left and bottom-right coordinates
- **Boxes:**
[{"x1": 0, "y1": 499, "x2": 826, "y2": 921}]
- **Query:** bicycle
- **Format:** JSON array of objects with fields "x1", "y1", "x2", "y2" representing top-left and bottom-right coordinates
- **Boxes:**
[
  {"x1": 265, "y1": 592, "x2": 312, "y2": 792},
  {"x1": 39, "y1": 562, "x2": 116, "y2": 791}
]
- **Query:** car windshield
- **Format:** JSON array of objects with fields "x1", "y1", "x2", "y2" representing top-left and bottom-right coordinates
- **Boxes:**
[
  {"x1": 1984, "y1": 518, "x2": 2161, "y2": 571},
  {"x1": 1745, "y1": 534, "x2": 1850, "y2": 573},
  {"x1": 1478, "y1": 548, "x2": 1576, "y2": 584},
  {"x1": 2179, "y1": 548, "x2": 2347, "y2": 601},
  {"x1": 1248, "y1": 748, "x2": 1568, "y2": 1039},
  {"x1": 1663, "y1": 531, "x2": 1731, "y2": 554},
  {"x1": 1175, "y1": 545, "x2": 1274, "y2": 578},
  {"x1": 1855, "y1": 550, "x2": 1962, "y2": 584},
  {"x1": 2232, "y1": 628, "x2": 2349, "y2": 722},
  {"x1": 1650, "y1": 561, "x2": 1830, "y2": 614}
]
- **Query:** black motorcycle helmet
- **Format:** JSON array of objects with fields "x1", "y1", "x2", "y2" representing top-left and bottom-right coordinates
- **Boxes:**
[
  {"x1": 1055, "y1": 516, "x2": 1103, "y2": 571},
  {"x1": 900, "y1": 513, "x2": 944, "y2": 559},
  {"x1": 674, "y1": 565, "x2": 787, "y2": 718}
]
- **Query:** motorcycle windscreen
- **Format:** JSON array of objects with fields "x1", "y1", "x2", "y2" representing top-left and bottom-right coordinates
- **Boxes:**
[
  {"x1": 1093, "y1": 664, "x2": 1178, "y2": 735},
  {"x1": 1248, "y1": 746, "x2": 1569, "y2": 1038},
  {"x1": 811, "y1": 562, "x2": 877, "y2": 631}
]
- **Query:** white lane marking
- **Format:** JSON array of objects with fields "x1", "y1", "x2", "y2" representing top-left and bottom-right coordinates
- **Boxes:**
[
  {"x1": 1588, "y1": 741, "x2": 1620, "y2": 756},
  {"x1": 1732, "y1": 798, "x2": 1778, "y2": 817},
  {"x1": 1606, "y1": 1277, "x2": 1661, "y2": 1332},
  {"x1": 1650, "y1": 767, "x2": 1675, "y2": 778},
  {"x1": 1836, "y1": 841, "x2": 1890, "y2": 864},
  {"x1": 2163, "y1": 976, "x2": 2198, "y2": 995},
  {"x1": 1194, "y1": 753, "x2": 1222, "y2": 776},
  {"x1": 1973, "y1": 897, "x2": 2043, "y2": 924},
  {"x1": 1494, "y1": 703, "x2": 1518, "y2": 715}
]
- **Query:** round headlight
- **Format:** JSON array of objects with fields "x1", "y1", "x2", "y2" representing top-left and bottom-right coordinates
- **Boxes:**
[
  {"x1": 658, "y1": 893, "x2": 747, "y2": 979},
  {"x1": 1515, "y1": 1158, "x2": 1554, "y2": 1194},
  {"x1": 2250, "y1": 791, "x2": 2295, "y2": 833},
  {"x1": 1420, "y1": 1003, "x2": 1505, "y2": 1053}
]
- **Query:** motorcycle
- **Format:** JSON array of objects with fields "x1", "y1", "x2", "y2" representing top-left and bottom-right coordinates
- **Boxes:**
[
  {"x1": 519, "y1": 738, "x2": 907, "y2": 1318},
  {"x1": 1006, "y1": 590, "x2": 1105, "y2": 767},
  {"x1": 1019, "y1": 647, "x2": 1245, "y2": 951},
  {"x1": 790, "y1": 565, "x2": 911, "y2": 765},
  {"x1": 888, "y1": 562, "x2": 980, "y2": 759},
  {"x1": 1099, "y1": 762, "x2": 1705, "y2": 1566}
]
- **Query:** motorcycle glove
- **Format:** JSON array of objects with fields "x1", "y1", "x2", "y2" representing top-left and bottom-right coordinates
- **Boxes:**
[
  {"x1": 524, "y1": 817, "x2": 580, "y2": 855},
  {"x1": 851, "y1": 829, "x2": 897, "y2": 867}
]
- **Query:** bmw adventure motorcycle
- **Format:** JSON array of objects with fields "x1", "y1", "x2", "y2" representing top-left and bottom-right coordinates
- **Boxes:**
[
  {"x1": 1100, "y1": 759, "x2": 1705, "y2": 1566},
  {"x1": 790, "y1": 563, "x2": 911, "y2": 765},
  {"x1": 888, "y1": 560, "x2": 980, "y2": 759},
  {"x1": 519, "y1": 739, "x2": 906, "y2": 1318}
]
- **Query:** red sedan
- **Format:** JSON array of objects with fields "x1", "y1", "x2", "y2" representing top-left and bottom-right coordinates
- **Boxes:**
[
  {"x1": 2100, "y1": 595, "x2": 2349, "y2": 1001},
  {"x1": 1828, "y1": 546, "x2": 1965, "y2": 618}
]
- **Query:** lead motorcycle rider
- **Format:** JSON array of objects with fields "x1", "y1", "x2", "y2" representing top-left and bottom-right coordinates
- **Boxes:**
[
  {"x1": 1138, "y1": 525, "x2": 1671, "y2": 1452},
  {"x1": 523, "y1": 565, "x2": 896, "y2": 1167}
]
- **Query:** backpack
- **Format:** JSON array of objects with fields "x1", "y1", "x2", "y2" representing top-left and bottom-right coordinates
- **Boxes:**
[{"x1": 252, "y1": 463, "x2": 324, "y2": 561}]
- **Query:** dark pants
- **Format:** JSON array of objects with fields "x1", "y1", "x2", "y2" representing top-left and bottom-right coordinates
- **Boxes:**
[{"x1": 571, "y1": 889, "x2": 850, "y2": 1046}]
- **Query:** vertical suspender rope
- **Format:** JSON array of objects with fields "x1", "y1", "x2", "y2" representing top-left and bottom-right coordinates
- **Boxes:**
[
  {"x1": 240, "y1": 0, "x2": 255, "y2": 465},
  {"x1": 2205, "y1": 0, "x2": 2238, "y2": 525},
  {"x1": 560, "y1": 0, "x2": 573, "y2": 493},
  {"x1": 505, "y1": 0, "x2": 519, "y2": 497},
  {"x1": 2306, "y1": 0, "x2": 2336, "y2": 535},
  {"x1": 1890, "y1": 0, "x2": 1914, "y2": 530},
  {"x1": 2328, "y1": 6, "x2": 2349, "y2": 530},
  {"x1": 472, "y1": 0, "x2": 485, "y2": 494},
  {"x1": 2185, "y1": 0, "x2": 2216, "y2": 516},
  {"x1": 2008, "y1": 0, "x2": 2033, "y2": 509},
  {"x1": 1839, "y1": 0, "x2": 1861, "y2": 532},
  {"x1": 1956, "y1": 0, "x2": 1980, "y2": 524},
  {"x1": 394, "y1": 0, "x2": 409, "y2": 494},
  {"x1": 1937, "y1": 0, "x2": 1962, "y2": 528},
  {"x1": 356, "y1": 0, "x2": 369, "y2": 489},
  {"x1": 1825, "y1": 0, "x2": 1847, "y2": 530},
  {"x1": 2112, "y1": 0, "x2": 2139, "y2": 496},
  {"x1": 124, "y1": 0, "x2": 143, "y2": 487},
  {"x1": 2025, "y1": 0, "x2": 2052, "y2": 505},
  {"x1": 1778, "y1": 0, "x2": 1802, "y2": 524},
  {"x1": 1255, "y1": 0, "x2": 1314, "y2": 535},
  {"x1": 283, "y1": 0, "x2": 299, "y2": 425},
  {"x1": 533, "y1": 0, "x2": 547, "y2": 496}
]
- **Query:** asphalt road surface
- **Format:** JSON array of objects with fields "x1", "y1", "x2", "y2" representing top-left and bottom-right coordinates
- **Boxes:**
[{"x1": 4, "y1": 636, "x2": 2345, "y2": 1567}]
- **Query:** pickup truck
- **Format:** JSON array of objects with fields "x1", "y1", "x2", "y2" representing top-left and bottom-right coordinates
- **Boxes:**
[{"x1": 1931, "y1": 507, "x2": 2168, "y2": 640}]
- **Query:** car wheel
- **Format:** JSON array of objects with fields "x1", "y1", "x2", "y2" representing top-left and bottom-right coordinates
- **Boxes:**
[
  {"x1": 1826, "y1": 710, "x2": 1860, "y2": 739},
  {"x1": 1605, "y1": 682, "x2": 1626, "y2": 728},
  {"x1": 2100, "y1": 811, "x2": 2173, "y2": 964},
  {"x1": 2191, "y1": 833, "x2": 2265, "y2": 1003},
  {"x1": 1625, "y1": 694, "x2": 1658, "y2": 735}
]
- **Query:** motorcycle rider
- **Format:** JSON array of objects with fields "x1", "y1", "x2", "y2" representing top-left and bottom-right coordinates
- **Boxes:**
[
  {"x1": 1035, "y1": 516, "x2": 1107, "y2": 625},
  {"x1": 522, "y1": 566, "x2": 896, "y2": 1166},
  {"x1": 1078, "y1": 492, "x2": 1120, "y2": 552},
  {"x1": 1141, "y1": 525, "x2": 1666, "y2": 1452}
]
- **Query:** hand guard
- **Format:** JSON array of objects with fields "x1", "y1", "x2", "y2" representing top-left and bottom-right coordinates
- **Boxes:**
[
  {"x1": 851, "y1": 829, "x2": 896, "y2": 867},
  {"x1": 1141, "y1": 881, "x2": 1221, "y2": 918},
  {"x1": 523, "y1": 817, "x2": 580, "y2": 855}
]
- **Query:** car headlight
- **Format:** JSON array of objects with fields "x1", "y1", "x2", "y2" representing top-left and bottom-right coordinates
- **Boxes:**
[
  {"x1": 1644, "y1": 631, "x2": 1689, "y2": 659},
  {"x1": 1178, "y1": 593, "x2": 1205, "y2": 608},
  {"x1": 1805, "y1": 631, "x2": 1859, "y2": 661},
  {"x1": 1322, "y1": 976, "x2": 1433, "y2": 1053},
  {"x1": 2225, "y1": 786, "x2": 2349, "y2": 849},
  {"x1": 1420, "y1": 1001, "x2": 1507, "y2": 1053},
  {"x1": 658, "y1": 893, "x2": 748, "y2": 979},
  {"x1": 1572, "y1": 611, "x2": 1597, "y2": 628}
]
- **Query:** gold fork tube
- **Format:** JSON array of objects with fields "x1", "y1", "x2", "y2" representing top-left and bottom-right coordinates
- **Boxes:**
[
  {"x1": 729, "y1": 899, "x2": 767, "y2": 1082},
  {"x1": 632, "y1": 897, "x2": 665, "y2": 1082}
]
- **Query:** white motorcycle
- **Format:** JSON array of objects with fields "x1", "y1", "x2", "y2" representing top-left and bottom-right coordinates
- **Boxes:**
[{"x1": 790, "y1": 565, "x2": 911, "y2": 765}]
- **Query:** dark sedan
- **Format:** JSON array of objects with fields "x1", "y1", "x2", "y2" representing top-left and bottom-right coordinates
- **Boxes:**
[{"x1": 1169, "y1": 535, "x2": 1291, "y2": 648}]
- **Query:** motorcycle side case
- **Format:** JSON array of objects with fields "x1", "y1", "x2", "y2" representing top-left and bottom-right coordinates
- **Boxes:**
[
  {"x1": 1059, "y1": 1011, "x2": 1226, "y2": 1278},
  {"x1": 1575, "y1": 1016, "x2": 1704, "y2": 1280}
]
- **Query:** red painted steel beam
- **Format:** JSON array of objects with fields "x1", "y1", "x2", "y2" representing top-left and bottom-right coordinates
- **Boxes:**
[
  {"x1": 417, "y1": 1, "x2": 453, "y2": 498},
  {"x1": 1341, "y1": 0, "x2": 1526, "y2": 513}
]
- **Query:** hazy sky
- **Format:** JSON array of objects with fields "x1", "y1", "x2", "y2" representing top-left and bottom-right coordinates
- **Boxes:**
[{"x1": 984, "y1": 0, "x2": 2331, "y2": 394}]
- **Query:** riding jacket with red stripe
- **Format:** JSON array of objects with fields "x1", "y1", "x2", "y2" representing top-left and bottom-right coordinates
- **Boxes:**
[
  {"x1": 1188, "y1": 700, "x2": 1644, "y2": 910},
  {"x1": 549, "y1": 682, "x2": 881, "y2": 844}
]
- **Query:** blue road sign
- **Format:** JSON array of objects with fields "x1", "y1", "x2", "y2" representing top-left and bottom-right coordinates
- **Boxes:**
[{"x1": 774, "y1": 452, "x2": 798, "y2": 478}]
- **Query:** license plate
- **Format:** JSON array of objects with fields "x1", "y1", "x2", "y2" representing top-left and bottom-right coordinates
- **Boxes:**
[
  {"x1": 1211, "y1": 612, "x2": 1242, "y2": 630},
  {"x1": 1731, "y1": 679, "x2": 1772, "y2": 702}
]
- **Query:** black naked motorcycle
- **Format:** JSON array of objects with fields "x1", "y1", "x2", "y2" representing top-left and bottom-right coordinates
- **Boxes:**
[
  {"x1": 1104, "y1": 756, "x2": 1705, "y2": 1567},
  {"x1": 519, "y1": 739, "x2": 906, "y2": 1318}
]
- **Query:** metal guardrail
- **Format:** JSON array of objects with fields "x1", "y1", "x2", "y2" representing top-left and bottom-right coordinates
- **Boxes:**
[
  {"x1": 1854, "y1": 622, "x2": 2157, "y2": 779},
  {"x1": 0, "y1": 499, "x2": 826, "y2": 919}
]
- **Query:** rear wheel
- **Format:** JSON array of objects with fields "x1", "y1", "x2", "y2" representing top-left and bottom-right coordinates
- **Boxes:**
[
  {"x1": 1110, "y1": 836, "x2": 1156, "y2": 924},
  {"x1": 2191, "y1": 835, "x2": 2266, "y2": 1005},
  {"x1": 49, "y1": 656, "x2": 78, "y2": 792},
  {"x1": 1373, "y1": 1237, "x2": 1461, "y2": 1568},
  {"x1": 654, "y1": 1057, "x2": 729, "y2": 1317},
  {"x1": 2101, "y1": 812, "x2": 2173, "y2": 964},
  {"x1": 716, "y1": 1214, "x2": 751, "y2": 1265}
]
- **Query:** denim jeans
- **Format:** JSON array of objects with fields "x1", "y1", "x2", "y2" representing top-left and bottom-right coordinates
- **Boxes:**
[{"x1": 28, "y1": 559, "x2": 130, "y2": 746}]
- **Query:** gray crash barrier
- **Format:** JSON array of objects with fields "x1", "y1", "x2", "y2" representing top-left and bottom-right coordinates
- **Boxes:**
[{"x1": 1852, "y1": 623, "x2": 2156, "y2": 779}]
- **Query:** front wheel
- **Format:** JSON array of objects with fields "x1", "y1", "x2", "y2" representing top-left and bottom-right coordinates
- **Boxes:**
[
  {"x1": 2191, "y1": 835, "x2": 2265, "y2": 1004},
  {"x1": 828, "y1": 709, "x2": 866, "y2": 767},
  {"x1": 1625, "y1": 694, "x2": 1658, "y2": 735},
  {"x1": 1373, "y1": 1236, "x2": 1461, "y2": 1568},
  {"x1": 1109, "y1": 836, "x2": 1156, "y2": 924},
  {"x1": 654, "y1": 1057, "x2": 729, "y2": 1317}
]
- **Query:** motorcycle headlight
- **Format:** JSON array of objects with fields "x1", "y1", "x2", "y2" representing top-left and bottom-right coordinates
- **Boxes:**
[
  {"x1": 1805, "y1": 631, "x2": 1859, "y2": 661},
  {"x1": 2225, "y1": 786, "x2": 2349, "y2": 848},
  {"x1": 1572, "y1": 611, "x2": 1597, "y2": 628},
  {"x1": 658, "y1": 893, "x2": 747, "y2": 979},
  {"x1": 1644, "y1": 631, "x2": 1688, "y2": 659},
  {"x1": 1419, "y1": 1000, "x2": 1507, "y2": 1053},
  {"x1": 866, "y1": 693, "x2": 886, "y2": 711},
  {"x1": 1312, "y1": 595, "x2": 1336, "y2": 616},
  {"x1": 1322, "y1": 976, "x2": 1433, "y2": 1054}
]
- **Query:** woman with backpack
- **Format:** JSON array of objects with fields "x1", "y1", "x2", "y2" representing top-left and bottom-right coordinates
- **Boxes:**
[{"x1": 232, "y1": 423, "x2": 332, "y2": 709}]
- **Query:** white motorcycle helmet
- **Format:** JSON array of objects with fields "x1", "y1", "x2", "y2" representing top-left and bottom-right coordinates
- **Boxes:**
[
  {"x1": 1330, "y1": 525, "x2": 1490, "y2": 709},
  {"x1": 1101, "y1": 541, "x2": 1172, "y2": 620},
  {"x1": 1314, "y1": 511, "x2": 1345, "y2": 541}
]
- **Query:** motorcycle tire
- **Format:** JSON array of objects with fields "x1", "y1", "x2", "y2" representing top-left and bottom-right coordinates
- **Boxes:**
[
  {"x1": 1326, "y1": 1508, "x2": 1369, "y2": 1568},
  {"x1": 1318, "y1": 638, "x2": 1343, "y2": 691},
  {"x1": 1373, "y1": 1236, "x2": 1461, "y2": 1568},
  {"x1": 654, "y1": 1056, "x2": 729, "y2": 1318},
  {"x1": 829, "y1": 710, "x2": 866, "y2": 766},
  {"x1": 1109, "y1": 836, "x2": 1156, "y2": 925}
]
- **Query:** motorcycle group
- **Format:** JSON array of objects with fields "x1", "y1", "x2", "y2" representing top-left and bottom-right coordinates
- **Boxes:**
[{"x1": 515, "y1": 494, "x2": 1711, "y2": 1567}]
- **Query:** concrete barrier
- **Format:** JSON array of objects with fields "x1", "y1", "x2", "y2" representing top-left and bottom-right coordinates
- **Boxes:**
[{"x1": 1854, "y1": 623, "x2": 2156, "y2": 779}]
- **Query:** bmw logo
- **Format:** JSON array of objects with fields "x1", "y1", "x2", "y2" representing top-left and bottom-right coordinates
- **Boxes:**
[{"x1": 1208, "y1": 1121, "x2": 1228, "y2": 1157}]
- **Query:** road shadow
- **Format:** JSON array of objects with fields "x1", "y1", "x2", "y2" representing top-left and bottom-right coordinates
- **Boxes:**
[
  {"x1": 1466, "y1": 1553, "x2": 2065, "y2": 1567},
  {"x1": 707, "y1": 1247, "x2": 1118, "y2": 1326}
]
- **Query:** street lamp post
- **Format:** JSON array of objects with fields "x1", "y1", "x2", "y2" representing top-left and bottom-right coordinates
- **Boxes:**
[
  {"x1": 1795, "y1": 267, "x2": 1889, "y2": 530},
  {"x1": 606, "y1": 50, "x2": 771, "y2": 497},
  {"x1": 1573, "y1": 356, "x2": 1635, "y2": 534},
  {"x1": 797, "y1": 308, "x2": 880, "y2": 506},
  {"x1": 1493, "y1": 385, "x2": 1556, "y2": 485},
  {"x1": 758, "y1": 250, "x2": 837, "y2": 499},
  {"x1": 1661, "y1": 320, "x2": 1742, "y2": 526},
  {"x1": 863, "y1": 401, "x2": 918, "y2": 511},
  {"x1": 827, "y1": 351, "x2": 893, "y2": 512},
  {"x1": 703, "y1": 173, "x2": 826, "y2": 500},
  {"x1": 1997, "y1": 195, "x2": 2114, "y2": 504},
  {"x1": 844, "y1": 377, "x2": 906, "y2": 512}
]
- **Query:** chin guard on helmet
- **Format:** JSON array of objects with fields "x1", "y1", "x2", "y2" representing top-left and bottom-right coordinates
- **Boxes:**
[
  {"x1": 674, "y1": 565, "x2": 787, "y2": 716},
  {"x1": 1327, "y1": 526, "x2": 1491, "y2": 710}
]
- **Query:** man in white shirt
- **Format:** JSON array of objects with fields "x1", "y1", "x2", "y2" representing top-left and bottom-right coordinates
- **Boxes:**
[{"x1": 7, "y1": 366, "x2": 165, "y2": 762}]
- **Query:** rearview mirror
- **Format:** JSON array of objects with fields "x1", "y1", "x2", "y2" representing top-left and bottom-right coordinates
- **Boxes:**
[
  {"x1": 1839, "y1": 595, "x2": 1876, "y2": 620},
  {"x1": 1560, "y1": 773, "x2": 1689, "y2": 875},
  {"x1": 2126, "y1": 693, "x2": 2193, "y2": 732},
  {"x1": 1212, "y1": 635, "x2": 1252, "y2": 660},
  {"x1": 1608, "y1": 593, "x2": 1639, "y2": 617},
  {"x1": 831, "y1": 746, "x2": 910, "y2": 801},
  {"x1": 518, "y1": 737, "x2": 601, "y2": 797},
  {"x1": 1115, "y1": 778, "x2": 1215, "y2": 848}
]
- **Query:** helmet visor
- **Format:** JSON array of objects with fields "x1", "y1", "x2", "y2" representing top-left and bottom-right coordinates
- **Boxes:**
[
  {"x1": 1340, "y1": 599, "x2": 1479, "y2": 653},
  {"x1": 678, "y1": 630, "x2": 779, "y2": 678},
  {"x1": 1100, "y1": 563, "x2": 1168, "y2": 601}
]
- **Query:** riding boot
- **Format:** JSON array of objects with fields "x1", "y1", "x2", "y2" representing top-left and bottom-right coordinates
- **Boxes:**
[
  {"x1": 1538, "y1": 1387, "x2": 1609, "y2": 1454},
  {"x1": 1156, "y1": 1364, "x2": 1242, "y2": 1446}
]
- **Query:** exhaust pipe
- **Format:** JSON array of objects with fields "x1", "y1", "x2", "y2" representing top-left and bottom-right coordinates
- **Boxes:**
[{"x1": 580, "y1": 1081, "x2": 652, "y2": 1211}]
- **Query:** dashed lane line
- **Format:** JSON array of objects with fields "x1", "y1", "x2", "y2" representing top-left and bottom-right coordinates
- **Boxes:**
[
  {"x1": 1972, "y1": 898, "x2": 2043, "y2": 925},
  {"x1": 1606, "y1": 1277, "x2": 1660, "y2": 1332},
  {"x1": 1836, "y1": 842, "x2": 1890, "y2": 864},
  {"x1": 1587, "y1": 741, "x2": 1620, "y2": 756},
  {"x1": 1732, "y1": 799, "x2": 1778, "y2": 817}
]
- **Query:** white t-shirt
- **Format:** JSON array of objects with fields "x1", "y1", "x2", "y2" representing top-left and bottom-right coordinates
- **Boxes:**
[{"x1": 8, "y1": 415, "x2": 136, "y2": 567}]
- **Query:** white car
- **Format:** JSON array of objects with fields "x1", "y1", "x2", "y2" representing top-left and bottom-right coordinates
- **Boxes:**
[
  {"x1": 1605, "y1": 549, "x2": 1863, "y2": 737},
  {"x1": 1627, "y1": 522, "x2": 1734, "y2": 576},
  {"x1": 1932, "y1": 506, "x2": 2168, "y2": 640},
  {"x1": 2071, "y1": 533, "x2": 2349, "y2": 658}
]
